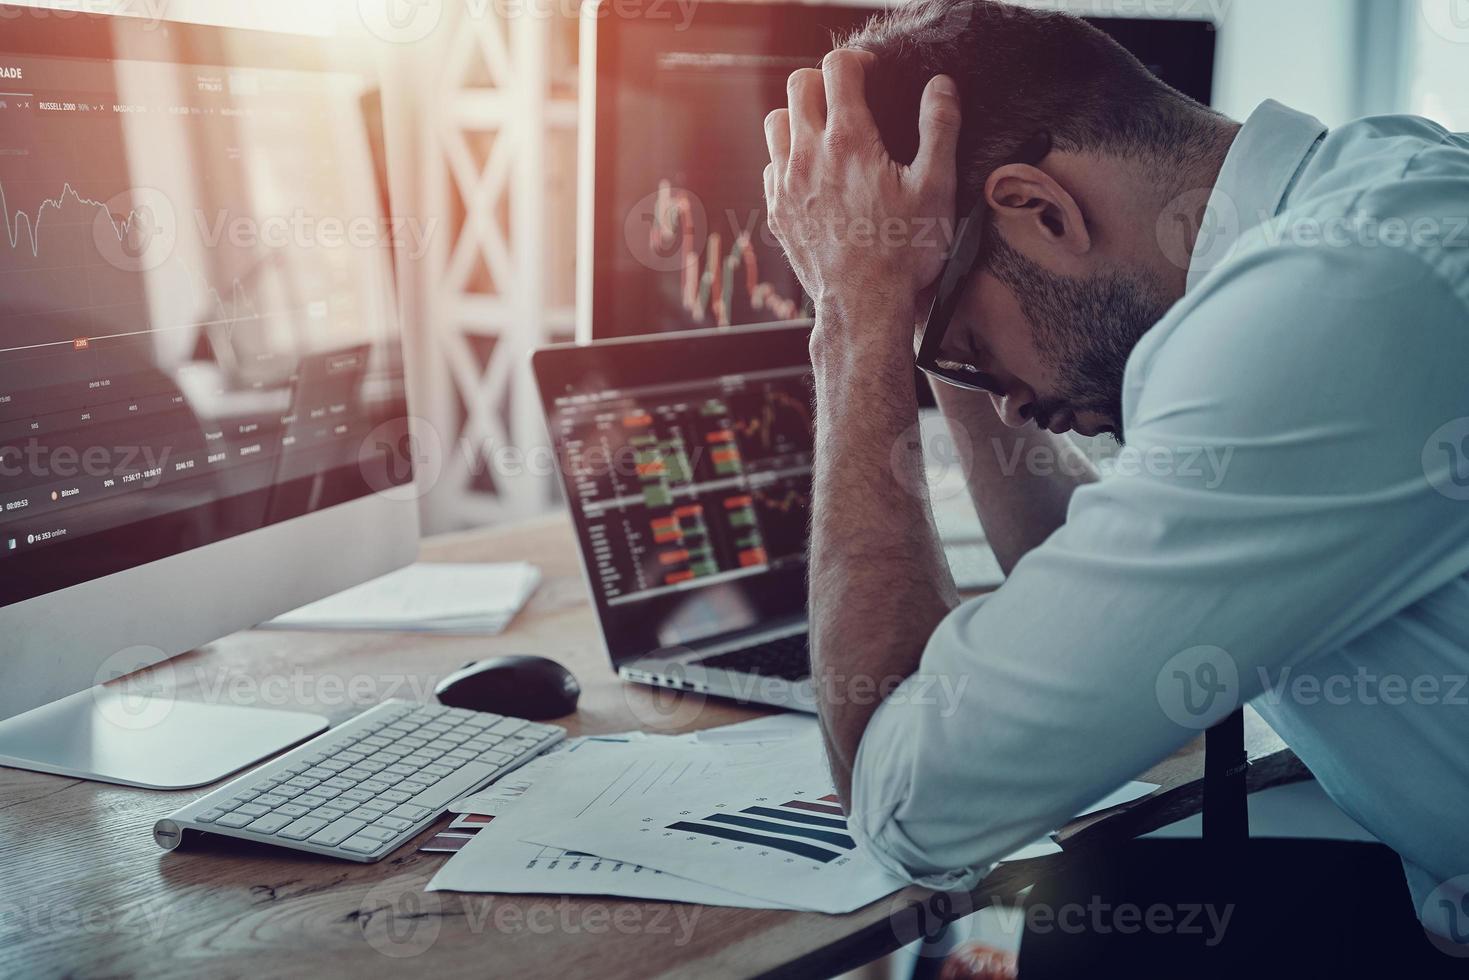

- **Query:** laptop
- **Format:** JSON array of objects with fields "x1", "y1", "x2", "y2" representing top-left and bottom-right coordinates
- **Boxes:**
[{"x1": 533, "y1": 324, "x2": 820, "y2": 711}]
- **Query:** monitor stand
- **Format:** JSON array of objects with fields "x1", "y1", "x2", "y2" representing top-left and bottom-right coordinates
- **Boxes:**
[{"x1": 0, "y1": 688, "x2": 329, "y2": 790}]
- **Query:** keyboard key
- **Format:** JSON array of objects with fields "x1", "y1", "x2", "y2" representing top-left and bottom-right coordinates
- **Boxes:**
[
  {"x1": 322, "y1": 776, "x2": 357, "y2": 791},
  {"x1": 341, "y1": 834, "x2": 387, "y2": 855},
  {"x1": 373, "y1": 815, "x2": 413, "y2": 832},
  {"x1": 217, "y1": 812, "x2": 254, "y2": 829},
  {"x1": 358, "y1": 779, "x2": 392, "y2": 794},
  {"x1": 320, "y1": 759, "x2": 351, "y2": 773},
  {"x1": 308, "y1": 817, "x2": 367, "y2": 847},
  {"x1": 233, "y1": 803, "x2": 269, "y2": 818},
  {"x1": 341, "y1": 788, "x2": 375, "y2": 804},
  {"x1": 276, "y1": 802, "x2": 312, "y2": 818},
  {"x1": 194, "y1": 808, "x2": 226, "y2": 824},
  {"x1": 340, "y1": 767, "x2": 373, "y2": 781},
  {"x1": 302, "y1": 767, "x2": 334, "y2": 780},
  {"x1": 359, "y1": 825, "x2": 399, "y2": 842},
  {"x1": 296, "y1": 793, "x2": 332, "y2": 809},
  {"x1": 256, "y1": 794, "x2": 289, "y2": 808},
  {"x1": 379, "y1": 789, "x2": 412, "y2": 804},
  {"x1": 421, "y1": 764, "x2": 454, "y2": 778},
  {"x1": 390, "y1": 804, "x2": 434, "y2": 822},
  {"x1": 247, "y1": 813, "x2": 294, "y2": 835},
  {"x1": 360, "y1": 799, "x2": 396, "y2": 814},
  {"x1": 280, "y1": 817, "x2": 329, "y2": 841}
]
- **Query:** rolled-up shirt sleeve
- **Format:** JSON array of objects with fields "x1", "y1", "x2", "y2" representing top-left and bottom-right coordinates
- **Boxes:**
[{"x1": 846, "y1": 243, "x2": 1469, "y2": 886}]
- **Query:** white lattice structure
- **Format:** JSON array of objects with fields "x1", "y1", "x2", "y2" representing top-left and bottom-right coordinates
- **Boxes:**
[{"x1": 409, "y1": 4, "x2": 580, "y2": 533}]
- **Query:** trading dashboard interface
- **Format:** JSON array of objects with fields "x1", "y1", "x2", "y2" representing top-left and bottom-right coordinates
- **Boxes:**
[
  {"x1": 0, "y1": 13, "x2": 409, "y2": 607},
  {"x1": 537, "y1": 327, "x2": 813, "y2": 661},
  {"x1": 589, "y1": 2, "x2": 1217, "y2": 340}
]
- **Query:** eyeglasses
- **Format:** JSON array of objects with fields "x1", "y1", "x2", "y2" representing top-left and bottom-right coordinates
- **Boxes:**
[{"x1": 915, "y1": 131, "x2": 1053, "y2": 393}]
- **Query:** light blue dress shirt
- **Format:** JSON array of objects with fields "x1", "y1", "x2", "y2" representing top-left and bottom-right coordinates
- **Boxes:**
[{"x1": 850, "y1": 101, "x2": 1469, "y2": 936}]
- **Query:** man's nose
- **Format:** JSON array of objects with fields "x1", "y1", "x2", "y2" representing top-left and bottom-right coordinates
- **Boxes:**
[{"x1": 989, "y1": 386, "x2": 1036, "y2": 428}]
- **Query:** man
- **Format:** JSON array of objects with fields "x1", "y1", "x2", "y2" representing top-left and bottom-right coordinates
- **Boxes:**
[{"x1": 762, "y1": 0, "x2": 1469, "y2": 961}]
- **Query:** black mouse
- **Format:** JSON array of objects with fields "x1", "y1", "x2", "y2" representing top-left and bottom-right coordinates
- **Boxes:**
[{"x1": 434, "y1": 655, "x2": 581, "y2": 720}]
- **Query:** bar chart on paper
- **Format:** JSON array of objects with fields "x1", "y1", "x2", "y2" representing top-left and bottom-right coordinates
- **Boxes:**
[{"x1": 525, "y1": 744, "x2": 906, "y2": 913}]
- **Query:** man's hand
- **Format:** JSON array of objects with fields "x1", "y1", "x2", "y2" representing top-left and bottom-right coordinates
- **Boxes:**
[{"x1": 763, "y1": 49, "x2": 962, "y2": 330}]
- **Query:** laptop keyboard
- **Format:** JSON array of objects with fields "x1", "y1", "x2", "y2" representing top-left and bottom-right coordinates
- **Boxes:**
[{"x1": 701, "y1": 633, "x2": 811, "y2": 681}]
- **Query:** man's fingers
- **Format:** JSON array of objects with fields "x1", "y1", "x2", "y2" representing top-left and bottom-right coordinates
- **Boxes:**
[
  {"x1": 786, "y1": 67, "x2": 825, "y2": 168},
  {"x1": 764, "y1": 107, "x2": 791, "y2": 170},
  {"x1": 821, "y1": 48, "x2": 877, "y2": 141},
  {"x1": 763, "y1": 162, "x2": 777, "y2": 214},
  {"x1": 911, "y1": 74, "x2": 962, "y2": 186}
]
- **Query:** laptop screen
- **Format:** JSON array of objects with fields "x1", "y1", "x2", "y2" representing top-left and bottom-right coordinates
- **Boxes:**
[{"x1": 534, "y1": 325, "x2": 813, "y2": 663}]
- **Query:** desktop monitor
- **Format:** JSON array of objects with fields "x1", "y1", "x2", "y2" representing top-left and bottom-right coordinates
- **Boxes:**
[
  {"x1": 0, "y1": 7, "x2": 419, "y2": 786},
  {"x1": 577, "y1": 0, "x2": 1218, "y2": 342}
]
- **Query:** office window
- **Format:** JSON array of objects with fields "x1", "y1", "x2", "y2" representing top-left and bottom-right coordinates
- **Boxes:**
[{"x1": 1405, "y1": 2, "x2": 1469, "y2": 131}]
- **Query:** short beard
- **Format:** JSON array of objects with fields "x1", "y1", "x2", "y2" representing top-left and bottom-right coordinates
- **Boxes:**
[{"x1": 987, "y1": 234, "x2": 1174, "y2": 444}]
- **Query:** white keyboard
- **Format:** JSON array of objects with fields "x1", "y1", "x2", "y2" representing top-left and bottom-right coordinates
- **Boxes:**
[{"x1": 153, "y1": 700, "x2": 564, "y2": 862}]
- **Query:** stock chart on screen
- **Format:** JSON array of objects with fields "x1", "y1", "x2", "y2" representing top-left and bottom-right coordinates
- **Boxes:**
[
  {"x1": 590, "y1": 4, "x2": 878, "y2": 338},
  {"x1": 0, "y1": 33, "x2": 407, "y2": 607},
  {"x1": 551, "y1": 366, "x2": 813, "y2": 608}
]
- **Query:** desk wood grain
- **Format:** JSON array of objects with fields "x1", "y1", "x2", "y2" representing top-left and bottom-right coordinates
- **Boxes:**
[{"x1": 0, "y1": 514, "x2": 1296, "y2": 979}]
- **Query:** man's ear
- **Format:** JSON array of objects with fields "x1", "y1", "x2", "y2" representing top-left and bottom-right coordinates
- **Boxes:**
[{"x1": 984, "y1": 164, "x2": 1091, "y2": 266}]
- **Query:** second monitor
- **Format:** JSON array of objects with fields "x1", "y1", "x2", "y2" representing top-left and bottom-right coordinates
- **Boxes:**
[{"x1": 578, "y1": 0, "x2": 1218, "y2": 341}]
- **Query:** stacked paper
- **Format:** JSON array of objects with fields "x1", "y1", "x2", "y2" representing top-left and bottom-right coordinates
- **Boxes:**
[
  {"x1": 262, "y1": 562, "x2": 541, "y2": 635},
  {"x1": 426, "y1": 715, "x2": 1158, "y2": 912}
]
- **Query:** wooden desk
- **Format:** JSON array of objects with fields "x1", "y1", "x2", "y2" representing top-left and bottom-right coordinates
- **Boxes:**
[{"x1": 0, "y1": 514, "x2": 1300, "y2": 979}]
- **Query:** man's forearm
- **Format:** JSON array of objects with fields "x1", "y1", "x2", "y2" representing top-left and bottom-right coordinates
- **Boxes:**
[
  {"x1": 930, "y1": 384, "x2": 1098, "y2": 574},
  {"x1": 809, "y1": 299, "x2": 960, "y2": 806}
]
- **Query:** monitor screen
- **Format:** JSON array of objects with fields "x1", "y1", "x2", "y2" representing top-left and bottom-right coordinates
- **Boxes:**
[
  {"x1": 535, "y1": 326, "x2": 814, "y2": 661},
  {"x1": 587, "y1": 1, "x2": 1217, "y2": 340},
  {"x1": 0, "y1": 11, "x2": 410, "y2": 608}
]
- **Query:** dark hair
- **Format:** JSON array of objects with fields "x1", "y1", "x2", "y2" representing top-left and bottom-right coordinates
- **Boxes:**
[{"x1": 843, "y1": 0, "x2": 1225, "y2": 214}]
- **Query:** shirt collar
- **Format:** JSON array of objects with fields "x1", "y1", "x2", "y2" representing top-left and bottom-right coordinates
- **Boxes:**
[{"x1": 1186, "y1": 100, "x2": 1328, "y2": 293}]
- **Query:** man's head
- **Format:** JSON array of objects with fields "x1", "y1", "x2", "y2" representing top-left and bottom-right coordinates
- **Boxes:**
[{"x1": 844, "y1": 0, "x2": 1238, "y2": 440}]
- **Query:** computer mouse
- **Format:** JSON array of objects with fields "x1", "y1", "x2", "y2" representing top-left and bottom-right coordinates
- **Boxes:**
[{"x1": 434, "y1": 655, "x2": 581, "y2": 721}]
